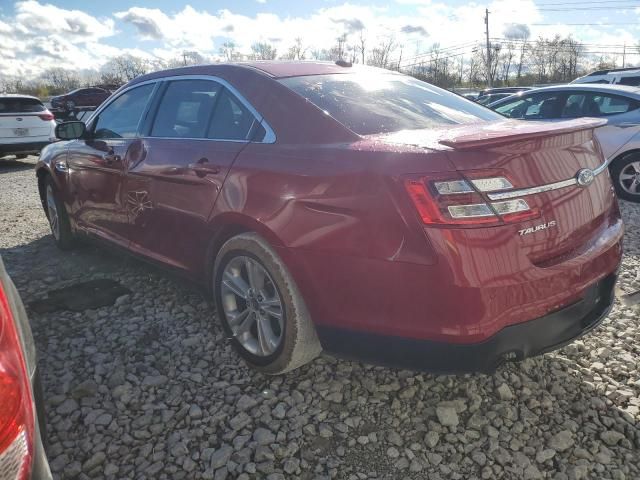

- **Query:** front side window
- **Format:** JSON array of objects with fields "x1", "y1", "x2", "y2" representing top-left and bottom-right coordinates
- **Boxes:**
[
  {"x1": 280, "y1": 73, "x2": 500, "y2": 135},
  {"x1": 561, "y1": 94, "x2": 588, "y2": 118},
  {"x1": 151, "y1": 80, "x2": 221, "y2": 138},
  {"x1": 495, "y1": 92, "x2": 563, "y2": 120},
  {"x1": 93, "y1": 84, "x2": 154, "y2": 139}
]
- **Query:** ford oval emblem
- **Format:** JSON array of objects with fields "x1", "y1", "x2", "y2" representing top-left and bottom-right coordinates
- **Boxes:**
[{"x1": 576, "y1": 168, "x2": 595, "y2": 187}]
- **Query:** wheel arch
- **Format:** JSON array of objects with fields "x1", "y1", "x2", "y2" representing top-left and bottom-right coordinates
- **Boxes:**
[
  {"x1": 35, "y1": 167, "x2": 51, "y2": 214},
  {"x1": 204, "y1": 213, "x2": 287, "y2": 297},
  {"x1": 609, "y1": 148, "x2": 640, "y2": 168}
]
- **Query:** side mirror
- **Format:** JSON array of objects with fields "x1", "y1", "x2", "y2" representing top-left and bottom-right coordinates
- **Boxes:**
[{"x1": 55, "y1": 121, "x2": 86, "y2": 140}]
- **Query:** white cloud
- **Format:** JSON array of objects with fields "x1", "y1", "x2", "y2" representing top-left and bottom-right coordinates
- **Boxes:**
[
  {"x1": 1, "y1": 0, "x2": 639, "y2": 82},
  {"x1": 13, "y1": 0, "x2": 114, "y2": 42}
]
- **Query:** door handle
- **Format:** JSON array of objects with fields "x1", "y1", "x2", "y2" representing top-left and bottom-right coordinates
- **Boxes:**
[
  {"x1": 102, "y1": 152, "x2": 121, "y2": 165},
  {"x1": 189, "y1": 158, "x2": 220, "y2": 177}
]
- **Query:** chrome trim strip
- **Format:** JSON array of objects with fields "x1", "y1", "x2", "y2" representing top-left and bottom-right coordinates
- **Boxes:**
[
  {"x1": 84, "y1": 74, "x2": 277, "y2": 144},
  {"x1": 487, "y1": 157, "x2": 610, "y2": 201},
  {"x1": 488, "y1": 178, "x2": 578, "y2": 200}
]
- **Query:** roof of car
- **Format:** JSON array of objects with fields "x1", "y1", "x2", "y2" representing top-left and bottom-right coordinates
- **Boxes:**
[
  {"x1": 132, "y1": 61, "x2": 392, "y2": 84},
  {"x1": 495, "y1": 83, "x2": 640, "y2": 99},
  {"x1": 235, "y1": 60, "x2": 392, "y2": 78},
  {"x1": 0, "y1": 94, "x2": 41, "y2": 100}
]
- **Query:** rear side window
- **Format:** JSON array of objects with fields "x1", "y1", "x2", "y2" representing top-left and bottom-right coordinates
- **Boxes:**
[
  {"x1": 618, "y1": 76, "x2": 640, "y2": 86},
  {"x1": 207, "y1": 89, "x2": 256, "y2": 140},
  {"x1": 151, "y1": 80, "x2": 221, "y2": 138},
  {"x1": 0, "y1": 97, "x2": 45, "y2": 113},
  {"x1": 280, "y1": 73, "x2": 500, "y2": 135},
  {"x1": 560, "y1": 92, "x2": 639, "y2": 117},
  {"x1": 93, "y1": 84, "x2": 154, "y2": 139},
  {"x1": 592, "y1": 94, "x2": 638, "y2": 115}
]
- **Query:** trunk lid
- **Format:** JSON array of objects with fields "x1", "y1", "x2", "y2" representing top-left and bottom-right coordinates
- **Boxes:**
[{"x1": 381, "y1": 118, "x2": 618, "y2": 267}]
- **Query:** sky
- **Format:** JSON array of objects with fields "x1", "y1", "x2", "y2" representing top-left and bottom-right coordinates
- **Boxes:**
[{"x1": 1, "y1": 0, "x2": 639, "y2": 78}]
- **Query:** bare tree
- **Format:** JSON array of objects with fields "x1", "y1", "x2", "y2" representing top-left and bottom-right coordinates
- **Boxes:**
[
  {"x1": 220, "y1": 41, "x2": 237, "y2": 61},
  {"x1": 181, "y1": 51, "x2": 205, "y2": 66},
  {"x1": 500, "y1": 42, "x2": 516, "y2": 85},
  {"x1": 330, "y1": 33, "x2": 348, "y2": 61},
  {"x1": 251, "y1": 42, "x2": 278, "y2": 60},
  {"x1": 368, "y1": 36, "x2": 397, "y2": 69},
  {"x1": 283, "y1": 37, "x2": 307, "y2": 60},
  {"x1": 101, "y1": 54, "x2": 152, "y2": 84},
  {"x1": 42, "y1": 68, "x2": 80, "y2": 92},
  {"x1": 477, "y1": 42, "x2": 501, "y2": 85},
  {"x1": 357, "y1": 30, "x2": 367, "y2": 64}
]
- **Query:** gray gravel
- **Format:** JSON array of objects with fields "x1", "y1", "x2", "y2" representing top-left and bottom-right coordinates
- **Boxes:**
[{"x1": 1, "y1": 156, "x2": 639, "y2": 479}]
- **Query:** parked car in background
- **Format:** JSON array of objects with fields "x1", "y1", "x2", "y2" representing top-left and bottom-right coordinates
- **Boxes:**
[
  {"x1": 475, "y1": 87, "x2": 531, "y2": 105},
  {"x1": 572, "y1": 67, "x2": 640, "y2": 86},
  {"x1": 50, "y1": 87, "x2": 111, "y2": 112},
  {"x1": 0, "y1": 257, "x2": 52, "y2": 479},
  {"x1": 489, "y1": 84, "x2": 640, "y2": 202},
  {"x1": 0, "y1": 95, "x2": 56, "y2": 159},
  {"x1": 37, "y1": 62, "x2": 622, "y2": 374},
  {"x1": 475, "y1": 92, "x2": 514, "y2": 105}
]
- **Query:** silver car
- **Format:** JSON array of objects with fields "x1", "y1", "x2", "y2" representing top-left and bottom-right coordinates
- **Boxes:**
[{"x1": 489, "y1": 84, "x2": 640, "y2": 202}]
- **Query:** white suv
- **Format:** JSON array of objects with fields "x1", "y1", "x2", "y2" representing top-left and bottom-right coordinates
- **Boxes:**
[
  {"x1": 0, "y1": 95, "x2": 56, "y2": 159},
  {"x1": 572, "y1": 67, "x2": 640, "y2": 87}
]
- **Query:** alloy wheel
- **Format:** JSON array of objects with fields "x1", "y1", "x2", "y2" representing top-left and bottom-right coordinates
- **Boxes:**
[
  {"x1": 46, "y1": 185, "x2": 60, "y2": 240},
  {"x1": 619, "y1": 161, "x2": 640, "y2": 196},
  {"x1": 220, "y1": 255, "x2": 284, "y2": 357}
]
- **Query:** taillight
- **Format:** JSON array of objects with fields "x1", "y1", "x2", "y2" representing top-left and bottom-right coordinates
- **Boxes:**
[
  {"x1": 404, "y1": 172, "x2": 539, "y2": 227},
  {"x1": 0, "y1": 283, "x2": 34, "y2": 480},
  {"x1": 38, "y1": 112, "x2": 54, "y2": 121}
]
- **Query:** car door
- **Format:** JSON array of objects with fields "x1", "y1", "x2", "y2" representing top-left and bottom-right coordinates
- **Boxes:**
[
  {"x1": 558, "y1": 91, "x2": 640, "y2": 159},
  {"x1": 585, "y1": 92, "x2": 640, "y2": 160},
  {"x1": 67, "y1": 82, "x2": 156, "y2": 247},
  {"x1": 124, "y1": 78, "x2": 262, "y2": 272}
]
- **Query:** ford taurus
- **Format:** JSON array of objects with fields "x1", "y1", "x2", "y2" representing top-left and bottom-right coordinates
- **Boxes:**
[{"x1": 35, "y1": 62, "x2": 623, "y2": 374}]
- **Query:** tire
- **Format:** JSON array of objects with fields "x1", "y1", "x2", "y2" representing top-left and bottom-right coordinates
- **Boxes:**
[
  {"x1": 611, "y1": 153, "x2": 640, "y2": 202},
  {"x1": 45, "y1": 176, "x2": 75, "y2": 250},
  {"x1": 213, "y1": 233, "x2": 321, "y2": 374}
]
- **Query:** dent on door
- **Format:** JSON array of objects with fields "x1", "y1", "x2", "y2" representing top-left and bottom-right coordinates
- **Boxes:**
[{"x1": 68, "y1": 138, "x2": 133, "y2": 244}]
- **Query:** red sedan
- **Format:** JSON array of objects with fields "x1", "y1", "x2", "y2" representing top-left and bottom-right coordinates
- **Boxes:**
[{"x1": 36, "y1": 62, "x2": 623, "y2": 374}]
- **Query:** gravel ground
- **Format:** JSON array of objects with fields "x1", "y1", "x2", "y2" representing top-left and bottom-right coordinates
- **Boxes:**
[{"x1": 1, "y1": 156, "x2": 639, "y2": 480}]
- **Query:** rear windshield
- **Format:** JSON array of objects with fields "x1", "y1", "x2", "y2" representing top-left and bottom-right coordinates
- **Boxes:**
[
  {"x1": 279, "y1": 73, "x2": 500, "y2": 135},
  {"x1": 0, "y1": 97, "x2": 45, "y2": 113}
]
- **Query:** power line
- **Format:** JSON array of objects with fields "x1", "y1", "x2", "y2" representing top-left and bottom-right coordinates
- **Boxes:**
[
  {"x1": 531, "y1": 22, "x2": 640, "y2": 25},
  {"x1": 490, "y1": 37, "x2": 637, "y2": 48},
  {"x1": 533, "y1": 0, "x2": 640, "y2": 5}
]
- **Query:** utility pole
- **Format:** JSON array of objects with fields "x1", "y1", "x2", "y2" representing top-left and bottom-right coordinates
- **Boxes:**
[
  {"x1": 485, "y1": 8, "x2": 492, "y2": 88},
  {"x1": 623, "y1": 43, "x2": 626, "y2": 68}
]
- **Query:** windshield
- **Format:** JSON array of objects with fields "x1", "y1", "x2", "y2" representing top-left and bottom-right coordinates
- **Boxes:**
[{"x1": 279, "y1": 73, "x2": 501, "y2": 135}]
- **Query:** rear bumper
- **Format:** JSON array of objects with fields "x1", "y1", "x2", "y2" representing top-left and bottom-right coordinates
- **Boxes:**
[
  {"x1": 0, "y1": 141, "x2": 50, "y2": 155},
  {"x1": 317, "y1": 273, "x2": 617, "y2": 373}
]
